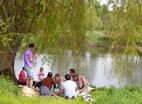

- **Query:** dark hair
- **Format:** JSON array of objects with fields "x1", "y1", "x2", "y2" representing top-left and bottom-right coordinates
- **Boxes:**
[
  {"x1": 22, "y1": 67, "x2": 25, "y2": 70},
  {"x1": 65, "y1": 74, "x2": 71, "y2": 80},
  {"x1": 47, "y1": 72, "x2": 53, "y2": 77},
  {"x1": 28, "y1": 43, "x2": 35, "y2": 48},
  {"x1": 73, "y1": 73, "x2": 79, "y2": 78},
  {"x1": 70, "y1": 68, "x2": 76, "y2": 73},
  {"x1": 55, "y1": 74, "x2": 60, "y2": 77}
]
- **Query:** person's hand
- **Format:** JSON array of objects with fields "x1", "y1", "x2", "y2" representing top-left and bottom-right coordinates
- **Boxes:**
[
  {"x1": 79, "y1": 90, "x2": 82, "y2": 93},
  {"x1": 34, "y1": 54, "x2": 39, "y2": 58}
]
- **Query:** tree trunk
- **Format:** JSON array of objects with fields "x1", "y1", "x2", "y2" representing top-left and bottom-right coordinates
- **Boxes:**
[
  {"x1": 0, "y1": 48, "x2": 16, "y2": 81},
  {"x1": 0, "y1": 38, "x2": 22, "y2": 83}
]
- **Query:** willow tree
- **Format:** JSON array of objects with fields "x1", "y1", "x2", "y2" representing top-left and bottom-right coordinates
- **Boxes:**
[
  {"x1": 0, "y1": 0, "x2": 97, "y2": 80},
  {"x1": 0, "y1": 0, "x2": 43, "y2": 80},
  {"x1": 105, "y1": 0, "x2": 142, "y2": 76}
]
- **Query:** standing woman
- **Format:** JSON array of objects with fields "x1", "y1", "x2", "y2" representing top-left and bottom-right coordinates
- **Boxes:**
[{"x1": 40, "y1": 72, "x2": 57, "y2": 97}]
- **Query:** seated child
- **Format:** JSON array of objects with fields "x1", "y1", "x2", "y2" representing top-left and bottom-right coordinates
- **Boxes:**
[
  {"x1": 19, "y1": 67, "x2": 27, "y2": 85},
  {"x1": 37, "y1": 67, "x2": 45, "y2": 81}
]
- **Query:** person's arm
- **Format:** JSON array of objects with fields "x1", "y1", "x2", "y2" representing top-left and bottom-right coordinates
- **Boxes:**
[
  {"x1": 79, "y1": 76, "x2": 87, "y2": 93},
  {"x1": 29, "y1": 54, "x2": 39, "y2": 62},
  {"x1": 60, "y1": 84, "x2": 64, "y2": 93},
  {"x1": 19, "y1": 72, "x2": 22, "y2": 82},
  {"x1": 52, "y1": 78, "x2": 56, "y2": 88},
  {"x1": 37, "y1": 72, "x2": 40, "y2": 76},
  {"x1": 60, "y1": 77, "x2": 63, "y2": 85}
]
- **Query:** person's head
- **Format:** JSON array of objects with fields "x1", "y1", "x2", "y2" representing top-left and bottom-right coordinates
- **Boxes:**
[
  {"x1": 40, "y1": 67, "x2": 44, "y2": 72},
  {"x1": 55, "y1": 74, "x2": 61, "y2": 81},
  {"x1": 69, "y1": 68, "x2": 76, "y2": 76},
  {"x1": 47, "y1": 72, "x2": 53, "y2": 78},
  {"x1": 73, "y1": 73, "x2": 79, "y2": 81},
  {"x1": 28, "y1": 43, "x2": 35, "y2": 51},
  {"x1": 65, "y1": 74, "x2": 71, "y2": 80},
  {"x1": 22, "y1": 67, "x2": 25, "y2": 71}
]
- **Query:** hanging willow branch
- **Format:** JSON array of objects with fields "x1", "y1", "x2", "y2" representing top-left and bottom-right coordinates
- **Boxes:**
[
  {"x1": 17, "y1": 0, "x2": 98, "y2": 69},
  {"x1": 104, "y1": 0, "x2": 142, "y2": 78}
]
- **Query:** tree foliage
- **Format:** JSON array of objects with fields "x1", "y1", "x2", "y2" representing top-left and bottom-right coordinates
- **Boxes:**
[
  {"x1": 18, "y1": 0, "x2": 103, "y2": 68},
  {"x1": 0, "y1": 0, "x2": 102, "y2": 75},
  {"x1": 104, "y1": 0, "x2": 142, "y2": 77},
  {"x1": 13, "y1": 0, "x2": 99, "y2": 54},
  {"x1": 2, "y1": 0, "x2": 142, "y2": 79},
  {"x1": 107, "y1": 0, "x2": 142, "y2": 55}
]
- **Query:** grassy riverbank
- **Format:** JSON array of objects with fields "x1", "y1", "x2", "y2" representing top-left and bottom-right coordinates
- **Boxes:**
[
  {"x1": 1, "y1": 76, "x2": 142, "y2": 104},
  {"x1": 87, "y1": 31, "x2": 111, "y2": 48},
  {"x1": 87, "y1": 31, "x2": 109, "y2": 43}
]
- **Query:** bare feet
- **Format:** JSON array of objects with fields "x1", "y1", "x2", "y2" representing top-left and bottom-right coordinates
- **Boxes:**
[
  {"x1": 52, "y1": 94, "x2": 58, "y2": 98},
  {"x1": 34, "y1": 87, "x2": 39, "y2": 91}
]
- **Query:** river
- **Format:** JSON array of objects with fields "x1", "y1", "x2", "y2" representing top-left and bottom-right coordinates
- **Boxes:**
[{"x1": 14, "y1": 48, "x2": 142, "y2": 88}]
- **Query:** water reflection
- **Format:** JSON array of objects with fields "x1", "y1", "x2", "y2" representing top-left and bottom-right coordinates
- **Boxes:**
[{"x1": 14, "y1": 48, "x2": 142, "y2": 88}]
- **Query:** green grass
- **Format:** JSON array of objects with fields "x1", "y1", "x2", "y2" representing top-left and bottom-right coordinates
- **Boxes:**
[
  {"x1": 87, "y1": 31, "x2": 111, "y2": 44},
  {"x1": 93, "y1": 86, "x2": 142, "y2": 104},
  {"x1": 0, "y1": 76, "x2": 142, "y2": 104},
  {"x1": 0, "y1": 96, "x2": 88, "y2": 104},
  {"x1": 0, "y1": 75, "x2": 20, "y2": 96}
]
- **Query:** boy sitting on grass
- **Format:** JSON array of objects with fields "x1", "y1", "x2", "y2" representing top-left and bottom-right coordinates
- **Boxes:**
[{"x1": 60, "y1": 74, "x2": 77, "y2": 100}]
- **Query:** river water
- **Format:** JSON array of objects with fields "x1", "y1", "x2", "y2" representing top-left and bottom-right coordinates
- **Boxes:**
[{"x1": 14, "y1": 48, "x2": 142, "y2": 88}]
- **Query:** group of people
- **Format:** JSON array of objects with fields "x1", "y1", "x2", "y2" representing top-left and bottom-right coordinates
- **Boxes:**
[
  {"x1": 18, "y1": 43, "x2": 89, "y2": 99},
  {"x1": 39, "y1": 68, "x2": 88, "y2": 99}
]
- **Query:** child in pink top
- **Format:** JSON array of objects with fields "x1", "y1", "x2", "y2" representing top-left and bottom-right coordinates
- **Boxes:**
[{"x1": 37, "y1": 67, "x2": 45, "y2": 81}]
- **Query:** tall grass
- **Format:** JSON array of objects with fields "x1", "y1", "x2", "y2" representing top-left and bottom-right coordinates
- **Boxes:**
[{"x1": 0, "y1": 75, "x2": 20, "y2": 96}]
